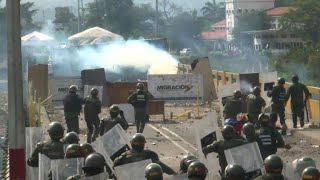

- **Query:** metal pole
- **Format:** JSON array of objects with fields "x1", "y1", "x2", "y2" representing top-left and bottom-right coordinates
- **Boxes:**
[
  {"x1": 77, "y1": 0, "x2": 81, "y2": 32},
  {"x1": 155, "y1": 0, "x2": 158, "y2": 37},
  {"x1": 6, "y1": 0, "x2": 26, "y2": 179}
]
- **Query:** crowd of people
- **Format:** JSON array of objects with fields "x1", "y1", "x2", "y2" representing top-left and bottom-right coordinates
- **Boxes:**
[{"x1": 26, "y1": 75, "x2": 319, "y2": 180}]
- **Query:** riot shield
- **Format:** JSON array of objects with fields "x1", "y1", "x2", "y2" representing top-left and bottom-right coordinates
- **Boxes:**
[
  {"x1": 217, "y1": 83, "x2": 241, "y2": 122},
  {"x1": 100, "y1": 124, "x2": 131, "y2": 161},
  {"x1": 91, "y1": 137, "x2": 115, "y2": 175},
  {"x1": 51, "y1": 158, "x2": 84, "y2": 180},
  {"x1": 85, "y1": 172, "x2": 110, "y2": 180},
  {"x1": 283, "y1": 162, "x2": 298, "y2": 180},
  {"x1": 165, "y1": 174, "x2": 188, "y2": 180},
  {"x1": 260, "y1": 72, "x2": 277, "y2": 110},
  {"x1": 224, "y1": 142, "x2": 264, "y2": 178},
  {"x1": 194, "y1": 111, "x2": 221, "y2": 180},
  {"x1": 113, "y1": 103, "x2": 135, "y2": 124},
  {"x1": 38, "y1": 153, "x2": 51, "y2": 180},
  {"x1": 26, "y1": 127, "x2": 47, "y2": 180},
  {"x1": 114, "y1": 159, "x2": 152, "y2": 180}
]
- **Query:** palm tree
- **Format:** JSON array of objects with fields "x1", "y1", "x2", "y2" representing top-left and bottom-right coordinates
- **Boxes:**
[{"x1": 201, "y1": 0, "x2": 225, "y2": 23}]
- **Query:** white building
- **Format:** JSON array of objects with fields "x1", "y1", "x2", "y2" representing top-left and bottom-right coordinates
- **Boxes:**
[{"x1": 225, "y1": 0, "x2": 275, "y2": 41}]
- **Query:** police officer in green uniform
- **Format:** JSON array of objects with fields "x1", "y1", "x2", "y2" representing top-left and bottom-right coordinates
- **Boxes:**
[
  {"x1": 292, "y1": 157, "x2": 316, "y2": 179},
  {"x1": 267, "y1": 78, "x2": 287, "y2": 126},
  {"x1": 145, "y1": 163, "x2": 163, "y2": 180},
  {"x1": 99, "y1": 105, "x2": 129, "y2": 136},
  {"x1": 179, "y1": 154, "x2": 198, "y2": 174},
  {"x1": 285, "y1": 75, "x2": 311, "y2": 128},
  {"x1": 223, "y1": 90, "x2": 242, "y2": 120},
  {"x1": 242, "y1": 122, "x2": 261, "y2": 143},
  {"x1": 246, "y1": 86, "x2": 266, "y2": 124},
  {"x1": 225, "y1": 164, "x2": 246, "y2": 180},
  {"x1": 128, "y1": 83, "x2": 154, "y2": 133},
  {"x1": 301, "y1": 167, "x2": 320, "y2": 180},
  {"x1": 113, "y1": 133, "x2": 176, "y2": 175},
  {"x1": 27, "y1": 121, "x2": 65, "y2": 167},
  {"x1": 80, "y1": 143, "x2": 95, "y2": 158},
  {"x1": 63, "y1": 132, "x2": 80, "y2": 144},
  {"x1": 65, "y1": 144, "x2": 82, "y2": 158},
  {"x1": 202, "y1": 125, "x2": 246, "y2": 175},
  {"x1": 63, "y1": 85, "x2": 83, "y2": 134},
  {"x1": 67, "y1": 152, "x2": 113, "y2": 180},
  {"x1": 187, "y1": 161, "x2": 208, "y2": 180},
  {"x1": 257, "y1": 114, "x2": 290, "y2": 160},
  {"x1": 254, "y1": 155, "x2": 285, "y2": 180},
  {"x1": 83, "y1": 88, "x2": 101, "y2": 143}
]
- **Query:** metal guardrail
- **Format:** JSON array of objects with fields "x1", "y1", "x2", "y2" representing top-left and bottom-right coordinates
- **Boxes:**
[{"x1": 212, "y1": 70, "x2": 320, "y2": 121}]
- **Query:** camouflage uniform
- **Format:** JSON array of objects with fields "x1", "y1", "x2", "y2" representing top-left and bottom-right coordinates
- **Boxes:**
[
  {"x1": 99, "y1": 116, "x2": 129, "y2": 136},
  {"x1": 83, "y1": 95, "x2": 101, "y2": 143},
  {"x1": 114, "y1": 149, "x2": 175, "y2": 175},
  {"x1": 246, "y1": 94, "x2": 266, "y2": 124},
  {"x1": 285, "y1": 82, "x2": 311, "y2": 128},
  {"x1": 223, "y1": 97, "x2": 242, "y2": 120},
  {"x1": 128, "y1": 88, "x2": 153, "y2": 133},
  {"x1": 63, "y1": 94, "x2": 83, "y2": 134}
]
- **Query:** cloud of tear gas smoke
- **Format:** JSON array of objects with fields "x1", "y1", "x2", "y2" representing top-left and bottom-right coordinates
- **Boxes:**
[
  {"x1": 52, "y1": 40, "x2": 179, "y2": 80},
  {"x1": 240, "y1": 80, "x2": 254, "y2": 94}
]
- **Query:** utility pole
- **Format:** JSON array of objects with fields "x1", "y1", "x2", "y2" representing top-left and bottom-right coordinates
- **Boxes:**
[
  {"x1": 77, "y1": 0, "x2": 81, "y2": 32},
  {"x1": 155, "y1": 0, "x2": 158, "y2": 38},
  {"x1": 6, "y1": 0, "x2": 26, "y2": 179}
]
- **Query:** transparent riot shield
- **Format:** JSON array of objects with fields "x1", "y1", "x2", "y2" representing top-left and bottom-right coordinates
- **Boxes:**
[
  {"x1": 114, "y1": 103, "x2": 135, "y2": 124},
  {"x1": 217, "y1": 83, "x2": 241, "y2": 122},
  {"x1": 260, "y1": 72, "x2": 277, "y2": 110},
  {"x1": 165, "y1": 174, "x2": 188, "y2": 180},
  {"x1": 91, "y1": 137, "x2": 115, "y2": 175},
  {"x1": 51, "y1": 158, "x2": 84, "y2": 180},
  {"x1": 225, "y1": 142, "x2": 264, "y2": 178},
  {"x1": 85, "y1": 172, "x2": 110, "y2": 180},
  {"x1": 26, "y1": 127, "x2": 47, "y2": 180},
  {"x1": 283, "y1": 161, "x2": 298, "y2": 180},
  {"x1": 114, "y1": 159, "x2": 152, "y2": 180},
  {"x1": 101, "y1": 124, "x2": 131, "y2": 161},
  {"x1": 39, "y1": 154, "x2": 51, "y2": 180},
  {"x1": 194, "y1": 111, "x2": 221, "y2": 180}
]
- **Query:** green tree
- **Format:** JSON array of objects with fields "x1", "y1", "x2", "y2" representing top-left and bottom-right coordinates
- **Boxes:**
[
  {"x1": 201, "y1": 0, "x2": 225, "y2": 23},
  {"x1": 53, "y1": 7, "x2": 77, "y2": 34},
  {"x1": 21, "y1": 2, "x2": 39, "y2": 35},
  {"x1": 274, "y1": 0, "x2": 297, "y2": 7},
  {"x1": 280, "y1": 0, "x2": 320, "y2": 47}
]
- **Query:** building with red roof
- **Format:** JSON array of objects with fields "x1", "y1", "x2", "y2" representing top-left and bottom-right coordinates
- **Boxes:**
[{"x1": 201, "y1": 19, "x2": 227, "y2": 51}]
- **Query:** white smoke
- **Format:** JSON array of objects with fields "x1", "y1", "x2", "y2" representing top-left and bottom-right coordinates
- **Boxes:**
[{"x1": 52, "y1": 40, "x2": 179, "y2": 79}]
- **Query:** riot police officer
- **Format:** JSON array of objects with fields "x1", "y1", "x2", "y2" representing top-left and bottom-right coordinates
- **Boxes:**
[
  {"x1": 145, "y1": 163, "x2": 163, "y2": 180},
  {"x1": 80, "y1": 143, "x2": 95, "y2": 158},
  {"x1": 242, "y1": 122, "x2": 260, "y2": 143},
  {"x1": 223, "y1": 90, "x2": 242, "y2": 120},
  {"x1": 257, "y1": 113, "x2": 290, "y2": 160},
  {"x1": 202, "y1": 125, "x2": 246, "y2": 174},
  {"x1": 179, "y1": 154, "x2": 198, "y2": 174},
  {"x1": 301, "y1": 167, "x2": 320, "y2": 180},
  {"x1": 83, "y1": 88, "x2": 101, "y2": 143},
  {"x1": 254, "y1": 155, "x2": 285, "y2": 180},
  {"x1": 27, "y1": 121, "x2": 65, "y2": 167},
  {"x1": 99, "y1": 105, "x2": 129, "y2": 136},
  {"x1": 65, "y1": 144, "x2": 82, "y2": 158},
  {"x1": 63, "y1": 132, "x2": 80, "y2": 144},
  {"x1": 63, "y1": 85, "x2": 83, "y2": 133},
  {"x1": 225, "y1": 164, "x2": 246, "y2": 180},
  {"x1": 113, "y1": 133, "x2": 176, "y2": 175},
  {"x1": 292, "y1": 157, "x2": 316, "y2": 180},
  {"x1": 267, "y1": 78, "x2": 286, "y2": 126},
  {"x1": 127, "y1": 83, "x2": 154, "y2": 133},
  {"x1": 285, "y1": 75, "x2": 311, "y2": 128},
  {"x1": 246, "y1": 86, "x2": 266, "y2": 124},
  {"x1": 187, "y1": 161, "x2": 208, "y2": 180}
]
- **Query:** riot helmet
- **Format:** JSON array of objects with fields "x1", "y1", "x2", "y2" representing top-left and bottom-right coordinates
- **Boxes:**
[
  {"x1": 90, "y1": 88, "x2": 99, "y2": 97},
  {"x1": 242, "y1": 123, "x2": 255, "y2": 137},
  {"x1": 48, "y1": 121, "x2": 64, "y2": 140},
  {"x1": 145, "y1": 163, "x2": 163, "y2": 180},
  {"x1": 253, "y1": 86, "x2": 261, "y2": 96},
  {"x1": 225, "y1": 164, "x2": 246, "y2": 180},
  {"x1": 110, "y1": 105, "x2": 120, "y2": 118},
  {"x1": 292, "y1": 75, "x2": 299, "y2": 83},
  {"x1": 264, "y1": 155, "x2": 283, "y2": 174},
  {"x1": 233, "y1": 90, "x2": 242, "y2": 99},
  {"x1": 258, "y1": 113, "x2": 270, "y2": 127},
  {"x1": 301, "y1": 167, "x2": 320, "y2": 180},
  {"x1": 82, "y1": 153, "x2": 106, "y2": 176},
  {"x1": 65, "y1": 144, "x2": 82, "y2": 158},
  {"x1": 137, "y1": 83, "x2": 144, "y2": 91},
  {"x1": 187, "y1": 161, "x2": 208, "y2": 180},
  {"x1": 80, "y1": 143, "x2": 95, "y2": 158},
  {"x1": 277, "y1": 78, "x2": 285, "y2": 85},
  {"x1": 69, "y1": 85, "x2": 78, "y2": 94},
  {"x1": 180, "y1": 154, "x2": 198, "y2": 173},
  {"x1": 222, "y1": 125, "x2": 236, "y2": 140},
  {"x1": 63, "y1": 132, "x2": 80, "y2": 144},
  {"x1": 131, "y1": 133, "x2": 146, "y2": 152},
  {"x1": 293, "y1": 157, "x2": 316, "y2": 176}
]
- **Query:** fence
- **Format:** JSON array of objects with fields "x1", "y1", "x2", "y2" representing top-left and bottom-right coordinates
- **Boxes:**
[{"x1": 212, "y1": 70, "x2": 320, "y2": 121}]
